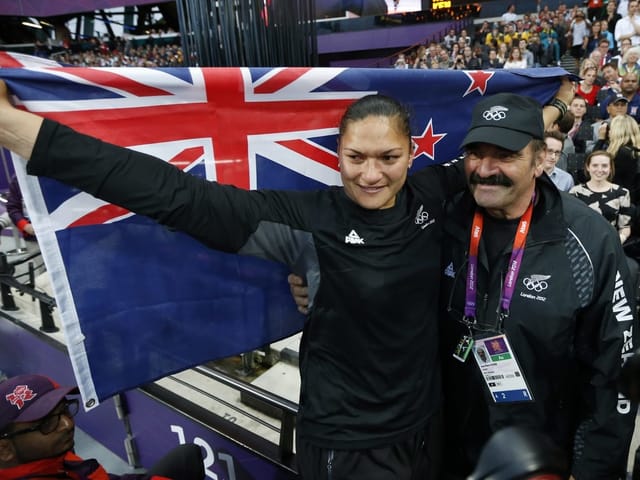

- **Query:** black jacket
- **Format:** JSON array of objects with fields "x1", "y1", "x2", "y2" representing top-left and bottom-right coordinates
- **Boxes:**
[{"x1": 439, "y1": 175, "x2": 638, "y2": 479}]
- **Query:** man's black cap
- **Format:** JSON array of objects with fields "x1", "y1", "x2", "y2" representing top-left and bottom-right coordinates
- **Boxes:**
[{"x1": 461, "y1": 93, "x2": 544, "y2": 152}]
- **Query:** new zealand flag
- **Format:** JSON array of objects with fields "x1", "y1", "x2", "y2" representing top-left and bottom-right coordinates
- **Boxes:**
[{"x1": 0, "y1": 57, "x2": 565, "y2": 406}]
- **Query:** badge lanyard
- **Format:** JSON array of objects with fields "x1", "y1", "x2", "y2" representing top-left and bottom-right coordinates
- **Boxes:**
[
  {"x1": 453, "y1": 194, "x2": 537, "y2": 403},
  {"x1": 463, "y1": 194, "x2": 535, "y2": 330}
]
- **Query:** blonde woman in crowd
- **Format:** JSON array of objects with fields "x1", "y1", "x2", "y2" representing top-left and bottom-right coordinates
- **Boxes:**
[
  {"x1": 576, "y1": 64, "x2": 601, "y2": 105},
  {"x1": 606, "y1": 114, "x2": 640, "y2": 204}
]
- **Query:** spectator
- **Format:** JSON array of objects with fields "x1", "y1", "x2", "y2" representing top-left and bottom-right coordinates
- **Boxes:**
[
  {"x1": 615, "y1": 0, "x2": 640, "y2": 47},
  {"x1": 570, "y1": 149, "x2": 633, "y2": 244},
  {"x1": 566, "y1": 9, "x2": 591, "y2": 68},
  {"x1": 503, "y1": 46, "x2": 528, "y2": 68},
  {"x1": 543, "y1": 131, "x2": 575, "y2": 191},
  {"x1": 568, "y1": 95, "x2": 594, "y2": 153},
  {"x1": 601, "y1": 19, "x2": 617, "y2": 54},
  {"x1": 502, "y1": 4, "x2": 518, "y2": 23},
  {"x1": 0, "y1": 374, "x2": 204, "y2": 480},
  {"x1": 481, "y1": 48, "x2": 504, "y2": 69},
  {"x1": 600, "y1": 72, "x2": 640, "y2": 121},
  {"x1": 443, "y1": 28, "x2": 457, "y2": 49},
  {"x1": 497, "y1": 42, "x2": 509, "y2": 64},
  {"x1": 576, "y1": 64, "x2": 602, "y2": 106},
  {"x1": 539, "y1": 18, "x2": 561, "y2": 65},
  {"x1": 586, "y1": 19, "x2": 604, "y2": 56},
  {"x1": 619, "y1": 45, "x2": 640, "y2": 76},
  {"x1": 394, "y1": 53, "x2": 409, "y2": 69},
  {"x1": 597, "y1": 62, "x2": 623, "y2": 106},
  {"x1": 604, "y1": 114, "x2": 640, "y2": 206},
  {"x1": 518, "y1": 39, "x2": 535, "y2": 67},
  {"x1": 602, "y1": 2, "x2": 622, "y2": 45},
  {"x1": 588, "y1": 0, "x2": 606, "y2": 22},
  {"x1": 6, "y1": 176, "x2": 35, "y2": 243},
  {"x1": 485, "y1": 26, "x2": 504, "y2": 48},
  {"x1": 612, "y1": 37, "x2": 633, "y2": 67}
]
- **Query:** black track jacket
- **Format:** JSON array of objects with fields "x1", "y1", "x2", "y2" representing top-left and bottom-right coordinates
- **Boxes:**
[{"x1": 440, "y1": 175, "x2": 638, "y2": 479}]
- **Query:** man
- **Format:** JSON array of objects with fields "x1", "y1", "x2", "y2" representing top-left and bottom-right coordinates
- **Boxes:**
[
  {"x1": 615, "y1": 0, "x2": 640, "y2": 47},
  {"x1": 539, "y1": 19, "x2": 560, "y2": 66},
  {"x1": 596, "y1": 62, "x2": 621, "y2": 107},
  {"x1": 542, "y1": 131, "x2": 574, "y2": 191},
  {"x1": 0, "y1": 374, "x2": 204, "y2": 479},
  {"x1": 599, "y1": 72, "x2": 640, "y2": 120},
  {"x1": 440, "y1": 93, "x2": 637, "y2": 479},
  {"x1": 6, "y1": 176, "x2": 35, "y2": 243},
  {"x1": 594, "y1": 93, "x2": 630, "y2": 137},
  {"x1": 502, "y1": 4, "x2": 518, "y2": 23},
  {"x1": 460, "y1": 45, "x2": 482, "y2": 70},
  {"x1": 612, "y1": 37, "x2": 633, "y2": 68},
  {"x1": 566, "y1": 10, "x2": 590, "y2": 68},
  {"x1": 518, "y1": 38, "x2": 534, "y2": 67},
  {"x1": 595, "y1": 38, "x2": 613, "y2": 68}
]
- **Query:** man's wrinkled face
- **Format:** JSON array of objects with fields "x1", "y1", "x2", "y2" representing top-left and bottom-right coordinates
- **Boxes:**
[{"x1": 464, "y1": 142, "x2": 542, "y2": 219}]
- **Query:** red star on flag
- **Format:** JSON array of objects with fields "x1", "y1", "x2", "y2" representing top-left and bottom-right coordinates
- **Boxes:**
[
  {"x1": 413, "y1": 119, "x2": 446, "y2": 160},
  {"x1": 463, "y1": 70, "x2": 495, "y2": 97}
]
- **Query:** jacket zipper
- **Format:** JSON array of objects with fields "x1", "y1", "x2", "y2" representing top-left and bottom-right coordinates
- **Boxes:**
[{"x1": 327, "y1": 449, "x2": 334, "y2": 479}]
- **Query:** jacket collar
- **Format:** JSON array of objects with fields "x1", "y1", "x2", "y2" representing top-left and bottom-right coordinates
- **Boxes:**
[{"x1": 444, "y1": 174, "x2": 567, "y2": 245}]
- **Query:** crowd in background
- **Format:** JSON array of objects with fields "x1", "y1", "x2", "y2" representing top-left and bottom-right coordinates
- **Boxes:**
[
  {"x1": 33, "y1": 30, "x2": 184, "y2": 67},
  {"x1": 393, "y1": 1, "x2": 623, "y2": 72},
  {"x1": 393, "y1": 1, "x2": 640, "y2": 204}
]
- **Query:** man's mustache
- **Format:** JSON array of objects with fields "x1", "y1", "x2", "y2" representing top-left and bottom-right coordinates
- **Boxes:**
[{"x1": 469, "y1": 172, "x2": 513, "y2": 187}]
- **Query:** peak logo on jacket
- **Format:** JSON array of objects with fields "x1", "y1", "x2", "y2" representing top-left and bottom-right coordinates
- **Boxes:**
[{"x1": 345, "y1": 230, "x2": 365, "y2": 245}]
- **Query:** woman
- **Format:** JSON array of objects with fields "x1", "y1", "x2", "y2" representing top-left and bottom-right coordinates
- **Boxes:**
[
  {"x1": 618, "y1": 45, "x2": 640, "y2": 77},
  {"x1": 576, "y1": 64, "x2": 601, "y2": 106},
  {"x1": 449, "y1": 43, "x2": 460, "y2": 63},
  {"x1": 585, "y1": 20, "x2": 603, "y2": 56},
  {"x1": 503, "y1": 46, "x2": 527, "y2": 68},
  {"x1": 605, "y1": 114, "x2": 640, "y2": 206},
  {"x1": 497, "y1": 42, "x2": 509, "y2": 64},
  {"x1": 570, "y1": 150, "x2": 632, "y2": 244},
  {"x1": 0, "y1": 86, "x2": 462, "y2": 479}
]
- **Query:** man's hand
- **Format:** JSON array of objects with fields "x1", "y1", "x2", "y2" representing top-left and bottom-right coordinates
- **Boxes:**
[
  {"x1": 287, "y1": 274, "x2": 309, "y2": 315},
  {"x1": 556, "y1": 76, "x2": 576, "y2": 107},
  {"x1": 23, "y1": 223, "x2": 35, "y2": 236}
]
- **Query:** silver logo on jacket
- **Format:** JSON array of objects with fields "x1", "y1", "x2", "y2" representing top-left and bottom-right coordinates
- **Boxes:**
[
  {"x1": 414, "y1": 205, "x2": 435, "y2": 230},
  {"x1": 522, "y1": 274, "x2": 550, "y2": 292}
]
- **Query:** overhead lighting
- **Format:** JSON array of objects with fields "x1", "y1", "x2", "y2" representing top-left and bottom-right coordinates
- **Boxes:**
[{"x1": 21, "y1": 17, "x2": 42, "y2": 29}]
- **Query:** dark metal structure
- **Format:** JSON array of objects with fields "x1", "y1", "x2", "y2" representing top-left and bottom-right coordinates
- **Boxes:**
[{"x1": 176, "y1": 0, "x2": 317, "y2": 67}]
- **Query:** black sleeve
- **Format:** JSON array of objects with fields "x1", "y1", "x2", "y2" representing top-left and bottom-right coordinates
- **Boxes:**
[
  {"x1": 411, "y1": 157, "x2": 466, "y2": 199},
  {"x1": 27, "y1": 119, "x2": 308, "y2": 254}
]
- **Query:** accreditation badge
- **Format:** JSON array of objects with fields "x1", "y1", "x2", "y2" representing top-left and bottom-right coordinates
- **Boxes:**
[{"x1": 472, "y1": 334, "x2": 533, "y2": 403}]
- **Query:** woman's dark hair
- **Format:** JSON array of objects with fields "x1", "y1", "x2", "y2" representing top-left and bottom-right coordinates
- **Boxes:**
[{"x1": 339, "y1": 94, "x2": 411, "y2": 148}]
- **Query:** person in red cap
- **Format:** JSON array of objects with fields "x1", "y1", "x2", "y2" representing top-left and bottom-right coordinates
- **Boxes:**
[{"x1": 0, "y1": 374, "x2": 204, "y2": 480}]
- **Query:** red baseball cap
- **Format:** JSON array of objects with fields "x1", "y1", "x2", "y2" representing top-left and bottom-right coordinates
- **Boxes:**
[{"x1": 0, "y1": 374, "x2": 79, "y2": 432}]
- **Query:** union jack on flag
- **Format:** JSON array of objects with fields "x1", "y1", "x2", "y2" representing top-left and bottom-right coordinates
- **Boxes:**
[{"x1": 0, "y1": 56, "x2": 565, "y2": 406}]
